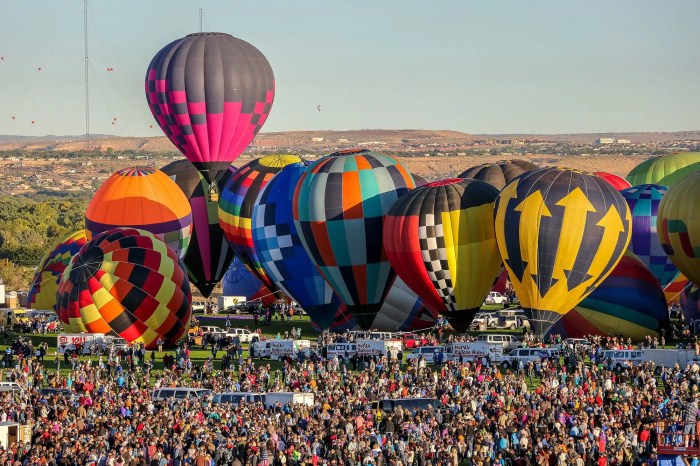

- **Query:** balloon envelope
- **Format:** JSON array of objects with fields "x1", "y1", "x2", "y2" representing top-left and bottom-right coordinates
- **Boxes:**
[
  {"x1": 657, "y1": 171, "x2": 700, "y2": 286},
  {"x1": 384, "y1": 178, "x2": 501, "y2": 331},
  {"x1": 681, "y1": 284, "x2": 700, "y2": 323},
  {"x1": 293, "y1": 149, "x2": 415, "y2": 329},
  {"x1": 28, "y1": 230, "x2": 88, "y2": 311},
  {"x1": 664, "y1": 272, "x2": 690, "y2": 305},
  {"x1": 459, "y1": 160, "x2": 538, "y2": 191},
  {"x1": 621, "y1": 184, "x2": 679, "y2": 287},
  {"x1": 218, "y1": 155, "x2": 302, "y2": 293},
  {"x1": 318, "y1": 277, "x2": 437, "y2": 333},
  {"x1": 146, "y1": 33, "x2": 275, "y2": 182},
  {"x1": 252, "y1": 162, "x2": 341, "y2": 330},
  {"x1": 85, "y1": 168, "x2": 193, "y2": 260},
  {"x1": 222, "y1": 257, "x2": 276, "y2": 307},
  {"x1": 161, "y1": 160, "x2": 235, "y2": 297},
  {"x1": 56, "y1": 228, "x2": 192, "y2": 349},
  {"x1": 593, "y1": 172, "x2": 631, "y2": 190},
  {"x1": 546, "y1": 252, "x2": 668, "y2": 341},
  {"x1": 494, "y1": 167, "x2": 632, "y2": 335},
  {"x1": 626, "y1": 152, "x2": 700, "y2": 188}
]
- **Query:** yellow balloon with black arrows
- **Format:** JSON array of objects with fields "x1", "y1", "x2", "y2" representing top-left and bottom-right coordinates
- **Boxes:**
[{"x1": 493, "y1": 167, "x2": 632, "y2": 336}]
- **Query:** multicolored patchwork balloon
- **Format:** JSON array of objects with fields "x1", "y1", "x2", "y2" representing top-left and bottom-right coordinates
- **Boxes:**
[
  {"x1": 657, "y1": 171, "x2": 700, "y2": 286},
  {"x1": 218, "y1": 155, "x2": 301, "y2": 292},
  {"x1": 546, "y1": 251, "x2": 668, "y2": 340},
  {"x1": 494, "y1": 167, "x2": 632, "y2": 336},
  {"x1": 56, "y1": 228, "x2": 192, "y2": 349},
  {"x1": 293, "y1": 149, "x2": 415, "y2": 329},
  {"x1": 85, "y1": 168, "x2": 193, "y2": 260},
  {"x1": 28, "y1": 230, "x2": 88, "y2": 310},
  {"x1": 252, "y1": 162, "x2": 341, "y2": 329},
  {"x1": 459, "y1": 160, "x2": 538, "y2": 191},
  {"x1": 146, "y1": 32, "x2": 275, "y2": 183},
  {"x1": 620, "y1": 184, "x2": 679, "y2": 287},
  {"x1": 384, "y1": 178, "x2": 502, "y2": 331},
  {"x1": 161, "y1": 160, "x2": 235, "y2": 297},
  {"x1": 664, "y1": 272, "x2": 690, "y2": 305}
]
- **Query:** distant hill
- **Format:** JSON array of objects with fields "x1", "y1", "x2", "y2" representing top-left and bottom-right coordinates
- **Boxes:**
[
  {"x1": 478, "y1": 130, "x2": 700, "y2": 144},
  {"x1": 0, "y1": 129, "x2": 697, "y2": 152}
]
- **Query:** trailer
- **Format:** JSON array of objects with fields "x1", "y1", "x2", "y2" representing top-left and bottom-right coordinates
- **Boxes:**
[{"x1": 57, "y1": 333, "x2": 106, "y2": 355}]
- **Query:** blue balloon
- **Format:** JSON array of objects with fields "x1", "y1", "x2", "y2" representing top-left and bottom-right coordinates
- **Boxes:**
[
  {"x1": 222, "y1": 257, "x2": 265, "y2": 300},
  {"x1": 252, "y1": 163, "x2": 342, "y2": 329}
]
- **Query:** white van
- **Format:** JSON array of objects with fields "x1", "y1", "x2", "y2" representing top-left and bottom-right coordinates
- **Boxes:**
[
  {"x1": 0, "y1": 382, "x2": 23, "y2": 393},
  {"x1": 476, "y1": 334, "x2": 521, "y2": 351},
  {"x1": 501, "y1": 347, "x2": 560, "y2": 369},
  {"x1": 323, "y1": 343, "x2": 357, "y2": 361},
  {"x1": 368, "y1": 332, "x2": 394, "y2": 341},
  {"x1": 405, "y1": 346, "x2": 446, "y2": 364},
  {"x1": 263, "y1": 392, "x2": 315, "y2": 409},
  {"x1": 151, "y1": 387, "x2": 212, "y2": 402},
  {"x1": 212, "y1": 392, "x2": 264, "y2": 405},
  {"x1": 601, "y1": 350, "x2": 643, "y2": 369}
]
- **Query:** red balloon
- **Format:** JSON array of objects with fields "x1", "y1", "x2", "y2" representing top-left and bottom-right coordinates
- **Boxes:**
[{"x1": 594, "y1": 172, "x2": 631, "y2": 190}]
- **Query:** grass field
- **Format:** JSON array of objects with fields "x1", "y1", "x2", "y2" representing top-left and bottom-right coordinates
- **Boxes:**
[{"x1": 4, "y1": 312, "x2": 530, "y2": 383}]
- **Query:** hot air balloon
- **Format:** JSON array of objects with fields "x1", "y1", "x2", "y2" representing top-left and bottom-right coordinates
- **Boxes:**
[
  {"x1": 161, "y1": 160, "x2": 235, "y2": 297},
  {"x1": 222, "y1": 257, "x2": 276, "y2": 307},
  {"x1": 293, "y1": 149, "x2": 415, "y2": 329},
  {"x1": 593, "y1": 172, "x2": 631, "y2": 190},
  {"x1": 459, "y1": 160, "x2": 538, "y2": 191},
  {"x1": 251, "y1": 162, "x2": 342, "y2": 329},
  {"x1": 85, "y1": 168, "x2": 193, "y2": 260},
  {"x1": 371, "y1": 276, "x2": 437, "y2": 332},
  {"x1": 620, "y1": 184, "x2": 679, "y2": 287},
  {"x1": 412, "y1": 173, "x2": 429, "y2": 187},
  {"x1": 27, "y1": 230, "x2": 88, "y2": 310},
  {"x1": 494, "y1": 167, "x2": 632, "y2": 336},
  {"x1": 657, "y1": 171, "x2": 700, "y2": 286},
  {"x1": 545, "y1": 251, "x2": 669, "y2": 340},
  {"x1": 384, "y1": 178, "x2": 502, "y2": 331},
  {"x1": 316, "y1": 277, "x2": 437, "y2": 333},
  {"x1": 664, "y1": 272, "x2": 690, "y2": 305},
  {"x1": 146, "y1": 32, "x2": 275, "y2": 184},
  {"x1": 56, "y1": 228, "x2": 192, "y2": 348},
  {"x1": 681, "y1": 284, "x2": 700, "y2": 323},
  {"x1": 218, "y1": 155, "x2": 301, "y2": 293},
  {"x1": 627, "y1": 152, "x2": 700, "y2": 188}
]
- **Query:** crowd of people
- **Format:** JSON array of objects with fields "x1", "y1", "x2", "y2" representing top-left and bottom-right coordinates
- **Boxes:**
[{"x1": 0, "y1": 327, "x2": 698, "y2": 466}]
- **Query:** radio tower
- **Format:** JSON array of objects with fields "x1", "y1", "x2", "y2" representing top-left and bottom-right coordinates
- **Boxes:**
[{"x1": 84, "y1": 0, "x2": 90, "y2": 149}]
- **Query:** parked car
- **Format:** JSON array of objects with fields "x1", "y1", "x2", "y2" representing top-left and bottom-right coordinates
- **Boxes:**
[
  {"x1": 498, "y1": 315, "x2": 530, "y2": 330},
  {"x1": 393, "y1": 332, "x2": 429, "y2": 349},
  {"x1": 483, "y1": 292, "x2": 508, "y2": 305},
  {"x1": 192, "y1": 301, "x2": 207, "y2": 312},
  {"x1": 225, "y1": 328, "x2": 255, "y2": 343},
  {"x1": 471, "y1": 312, "x2": 498, "y2": 329}
]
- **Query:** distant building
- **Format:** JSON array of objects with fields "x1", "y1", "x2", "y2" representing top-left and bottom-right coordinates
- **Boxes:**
[
  {"x1": 616, "y1": 139, "x2": 631, "y2": 144},
  {"x1": 595, "y1": 138, "x2": 615, "y2": 145},
  {"x1": 311, "y1": 137, "x2": 324, "y2": 142}
]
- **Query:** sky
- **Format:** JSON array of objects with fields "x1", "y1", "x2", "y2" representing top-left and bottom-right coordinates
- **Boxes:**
[{"x1": 0, "y1": 0, "x2": 698, "y2": 137}]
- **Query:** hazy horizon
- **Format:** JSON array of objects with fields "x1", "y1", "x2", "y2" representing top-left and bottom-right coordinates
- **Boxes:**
[{"x1": 0, "y1": 1, "x2": 698, "y2": 138}]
